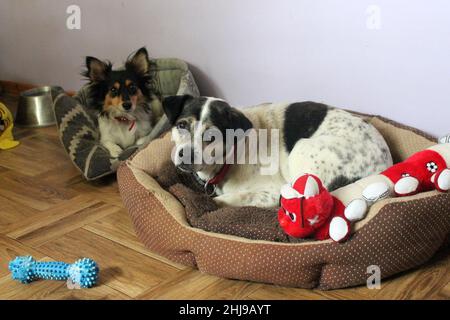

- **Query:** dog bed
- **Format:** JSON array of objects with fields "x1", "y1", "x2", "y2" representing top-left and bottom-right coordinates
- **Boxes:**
[
  {"x1": 52, "y1": 58, "x2": 200, "y2": 180},
  {"x1": 118, "y1": 115, "x2": 450, "y2": 289}
]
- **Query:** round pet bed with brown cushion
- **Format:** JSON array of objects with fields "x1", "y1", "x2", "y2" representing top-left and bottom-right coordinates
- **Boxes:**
[{"x1": 117, "y1": 114, "x2": 450, "y2": 290}]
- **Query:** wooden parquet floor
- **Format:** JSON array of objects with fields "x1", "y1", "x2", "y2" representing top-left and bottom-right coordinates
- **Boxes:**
[{"x1": 0, "y1": 93, "x2": 448, "y2": 300}]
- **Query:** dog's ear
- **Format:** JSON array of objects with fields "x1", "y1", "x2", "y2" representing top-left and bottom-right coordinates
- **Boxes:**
[
  {"x1": 227, "y1": 107, "x2": 253, "y2": 132},
  {"x1": 126, "y1": 47, "x2": 150, "y2": 75},
  {"x1": 84, "y1": 57, "x2": 110, "y2": 82},
  {"x1": 163, "y1": 95, "x2": 192, "y2": 124}
]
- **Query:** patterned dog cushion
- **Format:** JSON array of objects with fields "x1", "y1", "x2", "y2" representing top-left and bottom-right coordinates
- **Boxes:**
[
  {"x1": 118, "y1": 115, "x2": 450, "y2": 289},
  {"x1": 53, "y1": 58, "x2": 199, "y2": 180}
]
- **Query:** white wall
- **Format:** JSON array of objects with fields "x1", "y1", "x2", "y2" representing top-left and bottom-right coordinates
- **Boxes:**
[{"x1": 0, "y1": 0, "x2": 449, "y2": 136}]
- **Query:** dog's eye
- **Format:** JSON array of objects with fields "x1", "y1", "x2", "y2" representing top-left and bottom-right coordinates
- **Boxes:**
[
  {"x1": 176, "y1": 121, "x2": 188, "y2": 130},
  {"x1": 110, "y1": 88, "x2": 119, "y2": 97},
  {"x1": 128, "y1": 84, "x2": 137, "y2": 95}
]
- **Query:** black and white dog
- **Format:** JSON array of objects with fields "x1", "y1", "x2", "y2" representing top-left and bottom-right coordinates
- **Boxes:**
[
  {"x1": 84, "y1": 47, "x2": 163, "y2": 157},
  {"x1": 163, "y1": 95, "x2": 393, "y2": 208}
]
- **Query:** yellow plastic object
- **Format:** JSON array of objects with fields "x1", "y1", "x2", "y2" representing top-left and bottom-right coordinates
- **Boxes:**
[{"x1": 0, "y1": 102, "x2": 20, "y2": 150}]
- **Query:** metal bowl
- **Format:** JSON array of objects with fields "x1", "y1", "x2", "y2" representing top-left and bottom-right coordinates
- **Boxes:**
[{"x1": 16, "y1": 86, "x2": 62, "y2": 127}]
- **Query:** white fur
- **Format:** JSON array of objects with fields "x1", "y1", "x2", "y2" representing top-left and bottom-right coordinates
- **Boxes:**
[{"x1": 99, "y1": 106, "x2": 152, "y2": 158}]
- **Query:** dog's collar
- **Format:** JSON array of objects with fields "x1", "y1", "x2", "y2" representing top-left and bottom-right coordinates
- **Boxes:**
[
  {"x1": 203, "y1": 163, "x2": 232, "y2": 196},
  {"x1": 206, "y1": 163, "x2": 232, "y2": 186},
  {"x1": 192, "y1": 145, "x2": 235, "y2": 197},
  {"x1": 114, "y1": 117, "x2": 136, "y2": 132},
  {"x1": 191, "y1": 163, "x2": 231, "y2": 197}
]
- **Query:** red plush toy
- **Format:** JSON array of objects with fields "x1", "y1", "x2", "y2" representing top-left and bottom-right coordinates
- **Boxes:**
[
  {"x1": 380, "y1": 147, "x2": 450, "y2": 196},
  {"x1": 278, "y1": 174, "x2": 355, "y2": 242},
  {"x1": 278, "y1": 142, "x2": 450, "y2": 243}
]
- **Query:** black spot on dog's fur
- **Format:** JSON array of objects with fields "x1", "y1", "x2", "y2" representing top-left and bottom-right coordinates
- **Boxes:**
[
  {"x1": 164, "y1": 95, "x2": 210, "y2": 124},
  {"x1": 181, "y1": 98, "x2": 207, "y2": 120},
  {"x1": 208, "y1": 100, "x2": 253, "y2": 136},
  {"x1": 283, "y1": 102, "x2": 328, "y2": 152},
  {"x1": 163, "y1": 95, "x2": 192, "y2": 123},
  {"x1": 327, "y1": 175, "x2": 361, "y2": 192}
]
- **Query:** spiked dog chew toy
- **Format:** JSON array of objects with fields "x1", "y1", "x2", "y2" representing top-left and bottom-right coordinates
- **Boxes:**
[
  {"x1": 278, "y1": 174, "x2": 367, "y2": 242},
  {"x1": 0, "y1": 102, "x2": 19, "y2": 150},
  {"x1": 9, "y1": 256, "x2": 99, "y2": 288}
]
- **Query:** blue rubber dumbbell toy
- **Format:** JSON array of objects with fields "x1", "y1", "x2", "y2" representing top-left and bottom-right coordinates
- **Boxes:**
[{"x1": 9, "y1": 256, "x2": 99, "y2": 288}]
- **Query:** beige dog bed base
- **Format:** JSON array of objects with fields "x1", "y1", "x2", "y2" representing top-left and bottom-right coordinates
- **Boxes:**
[{"x1": 117, "y1": 115, "x2": 450, "y2": 289}]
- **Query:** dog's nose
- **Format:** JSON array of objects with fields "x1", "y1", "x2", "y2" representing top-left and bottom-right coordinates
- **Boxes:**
[{"x1": 123, "y1": 102, "x2": 132, "y2": 110}]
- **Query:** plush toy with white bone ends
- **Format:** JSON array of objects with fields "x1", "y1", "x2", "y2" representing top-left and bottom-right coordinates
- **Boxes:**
[
  {"x1": 361, "y1": 140, "x2": 450, "y2": 201},
  {"x1": 278, "y1": 174, "x2": 368, "y2": 242}
]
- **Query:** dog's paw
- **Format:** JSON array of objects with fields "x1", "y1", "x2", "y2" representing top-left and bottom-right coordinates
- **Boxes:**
[
  {"x1": 213, "y1": 193, "x2": 242, "y2": 208},
  {"x1": 213, "y1": 196, "x2": 232, "y2": 208},
  {"x1": 107, "y1": 145, "x2": 123, "y2": 158},
  {"x1": 136, "y1": 136, "x2": 151, "y2": 146}
]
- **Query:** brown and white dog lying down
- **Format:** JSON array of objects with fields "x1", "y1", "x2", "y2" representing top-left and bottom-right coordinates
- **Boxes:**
[{"x1": 162, "y1": 95, "x2": 393, "y2": 208}]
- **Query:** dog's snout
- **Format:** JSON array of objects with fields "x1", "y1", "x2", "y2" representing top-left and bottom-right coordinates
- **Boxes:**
[
  {"x1": 123, "y1": 102, "x2": 132, "y2": 110},
  {"x1": 177, "y1": 147, "x2": 197, "y2": 167}
]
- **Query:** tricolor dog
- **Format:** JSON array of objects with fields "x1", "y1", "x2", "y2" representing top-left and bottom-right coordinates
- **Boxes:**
[
  {"x1": 83, "y1": 47, "x2": 163, "y2": 158},
  {"x1": 163, "y1": 95, "x2": 393, "y2": 208}
]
